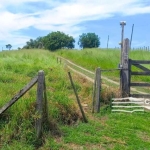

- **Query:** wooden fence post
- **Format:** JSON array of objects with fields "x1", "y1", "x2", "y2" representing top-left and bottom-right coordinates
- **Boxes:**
[
  {"x1": 57, "y1": 57, "x2": 61, "y2": 64},
  {"x1": 96, "y1": 68, "x2": 101, "y2": 113},
  {"x1": 121, "y1": 38, "x2": 130, "y2": 97},
  {"x1": 68, "y1": 72, "x2": 88, "y2": 123},
  {"x1": 93, "y1": 68, "x2": 101, "y2": 113},
  {"x1": 43, "y1": 75, "x2": 49, "y2": 126},
  {"x1": 35, "y1": 70, "x2": 45, "y2": 139},
  {"x1": 92, "y1": 70, "x2": 97, "y2": 113}
]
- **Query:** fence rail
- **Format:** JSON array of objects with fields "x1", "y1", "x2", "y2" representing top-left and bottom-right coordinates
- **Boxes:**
[
  {"x1": 111, "y1": 97, "x2": 145, "y2": 113},
  {"x1": 0, "y1": 76, "x2": 38, "y2": 114},
  {"x1": 129, "y1": 59, "x2": 150, "y2": 98},
  {"x1": 0, "y1": 70, "x2": 48, "y2": 140}
]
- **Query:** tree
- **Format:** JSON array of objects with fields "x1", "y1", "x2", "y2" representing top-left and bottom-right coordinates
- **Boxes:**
[
  {"x1": 23, "y1": 37, "x2": 44, "y2": 49},
  {"x1": 43, "y1": 31, "x2": 75, "y2": 51},
  {"x1": 25, "y1": 39, "x2": 34, "y2": 49},
  {"x1": 35, "y1": 37, "x2": 44, "y2": 49},
  {"x1": 78, "y1": 33, "x2": 100, "y2": 48},
  {"x1": 6, "y1": 44, "x2": 12, "y2": 50}
]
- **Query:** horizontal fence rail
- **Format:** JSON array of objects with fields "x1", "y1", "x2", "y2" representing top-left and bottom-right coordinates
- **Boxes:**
[
  {"x1": 0, "y1": 76, "x2": 38, "y2": 114},
  {"x1": 111, "y1": 97, "x2": 145, "y2": 113},
  {"x1": 129, "y1": 59, "x2": 150, "y2": 99}
]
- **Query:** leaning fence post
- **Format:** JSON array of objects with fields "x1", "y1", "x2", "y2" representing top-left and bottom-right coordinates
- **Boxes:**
[
  {"x1": 35, "y1": 70, "x2": 44, "y2": 139},
  {"x1": 121, "y1": 38, "x2": 130, "y2": 97},
  {"x1": 68, "y1": 72, "x2": 88, "y2": 123}
]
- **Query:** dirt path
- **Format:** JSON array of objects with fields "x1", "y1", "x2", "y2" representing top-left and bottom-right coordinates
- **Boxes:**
[{"x1": 59, "y1": 56, "x2": 148, "y2": 94}]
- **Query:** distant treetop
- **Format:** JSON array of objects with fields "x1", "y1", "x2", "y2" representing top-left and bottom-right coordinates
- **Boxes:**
[
  {"x1": 78, "y1": 33, "x2": 100, "y2": 49},
  {"x1": 43, "y1": 31, "x2": 75, "y2": 51},
  {"x1": 6, "y1": 44, "x2": 12, "y2": 50}
]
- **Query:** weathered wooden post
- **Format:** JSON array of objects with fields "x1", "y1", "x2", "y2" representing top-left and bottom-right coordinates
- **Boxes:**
[
  {"x1": 95, "y1": 68, "x2": 101, "y2": 112},
  {"x1": 92, "y1": 68, "x2": 101, "y2": 113},
  {"x1": 43, "y1": 75, "x2": 48, "y2": 126},
  {"x1": 120, "y1": 21, "x2": 126, "y2": 65},
  {"x1": 121, "y1": 38, "x2": 130, "y2": 97},
  {"x1": 92, "y1": 70, "x2": 97, "y2": 113},
  {"x1": 68, "y1": 72, "x2": 88, "y2": 123},
  {"x1": 35, "y1": 70, "x2": 45, "y2": 139}
]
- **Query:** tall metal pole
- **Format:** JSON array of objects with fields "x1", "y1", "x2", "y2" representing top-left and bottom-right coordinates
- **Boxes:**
[
  {"x1": 120, "y1": 21, "x2": 126, "y2": 66},
  {"x1": 130, "y1": 24, "x2": 134, "y2": 50},
  {"x1": 107, "y1": 35, "x2": 109, "y2": 49}
]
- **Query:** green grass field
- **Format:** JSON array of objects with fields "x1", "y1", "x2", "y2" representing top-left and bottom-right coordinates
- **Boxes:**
[{"x1": 0, "y1": 49, "x2": 150, "y2": 150}]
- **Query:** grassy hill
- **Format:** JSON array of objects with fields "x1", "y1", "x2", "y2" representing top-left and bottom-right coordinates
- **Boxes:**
[{"x1": 0, "y1": 49, "x2": 150, "y2": 150}]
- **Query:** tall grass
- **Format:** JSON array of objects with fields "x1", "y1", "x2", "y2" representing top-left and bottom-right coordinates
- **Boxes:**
[
  {"x1": 0, "y1": 50, "x2": 80, "y2": 149},
  {"x1": 58, "y1": 48, "x2": 120, "y2": 71},
  {"x1": 1, "y1": 49, "x2": 150, "y2": 149},
  {"x1": 57, "y1": 48, "x2": 150, "y2": 71},
  {"x1": 57, "y1": 48, "x2": 150, "y2": 90}
]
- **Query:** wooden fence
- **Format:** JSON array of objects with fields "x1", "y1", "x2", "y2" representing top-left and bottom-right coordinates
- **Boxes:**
[
  {"x1": 57, "y1": 39, "x2": 150, "y2": 113},
  {"x1": 120, "y1": 38, "x2": 150, "y2": 98},
  {"x1": 57, "y1": 57, "x2": 102, "y2": 113},
  {"x1": 0, "y1": 70, "x2": 48, "y2": 139},
  {"x1": 57, "y1": 57, "x2": 120, "y2": 113},
  {"x1": 129, "y1": 59, "x2": 150, "y2": 98}
]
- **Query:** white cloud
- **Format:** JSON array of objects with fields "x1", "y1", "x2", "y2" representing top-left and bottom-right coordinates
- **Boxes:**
[
  {"x1": 0, "y1": 0, "x2": 43, "y2": 5},
  {"x1": 33, "y1": 0, "x2": 150, "y2": 36},
  {"x1": 0, "y1": 11, "x2": 37, "y2": 34},
  {"x1": 0, "y1": 0, "x2": 150, "y2": 49},
  {"x1": 124, "y1": 6, "x2": 150, "y2": 15}
]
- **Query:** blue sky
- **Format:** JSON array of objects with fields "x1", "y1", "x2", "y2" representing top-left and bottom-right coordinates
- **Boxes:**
[{"x1": 0, "y1": 0, "x2": 150, "y2": 50}]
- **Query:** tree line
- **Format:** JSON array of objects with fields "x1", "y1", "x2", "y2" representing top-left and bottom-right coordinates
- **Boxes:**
[{"x1": 22, "y1": 31, "x2": 100, "y2": 51}]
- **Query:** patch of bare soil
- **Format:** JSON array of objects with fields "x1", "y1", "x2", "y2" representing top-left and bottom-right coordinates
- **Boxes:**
[{"x1": 137, "y1": 131, "x2": 150, "y2": 142}]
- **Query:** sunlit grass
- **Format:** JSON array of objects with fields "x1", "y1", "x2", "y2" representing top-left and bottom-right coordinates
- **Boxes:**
[
  {"x1": 57, "y1": 48, "x2": 150, "y2": 89},
  {"x1": 1, "y1": 49, "x2": 150, "y2": 149},
  {"x1": 0, "y1": 49, "x2": 80, "y2": 149}
]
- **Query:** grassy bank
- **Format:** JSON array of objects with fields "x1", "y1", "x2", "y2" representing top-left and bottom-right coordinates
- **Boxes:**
[
  {"x1": 0, "y1": 50, "x2": 81, "y2": 149},
  {"x1": 57, "y1": 48, "x2": 150, "y2": 70},
  {"x1": 57, "y1": 48, "x2": 150, "y2": 92},
  {"x1": 0, "y1": 49, "x2": 150, "y2": 149},
  {"x1": 57, "y1": 48, "x2": 120, "y2": 71}
]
